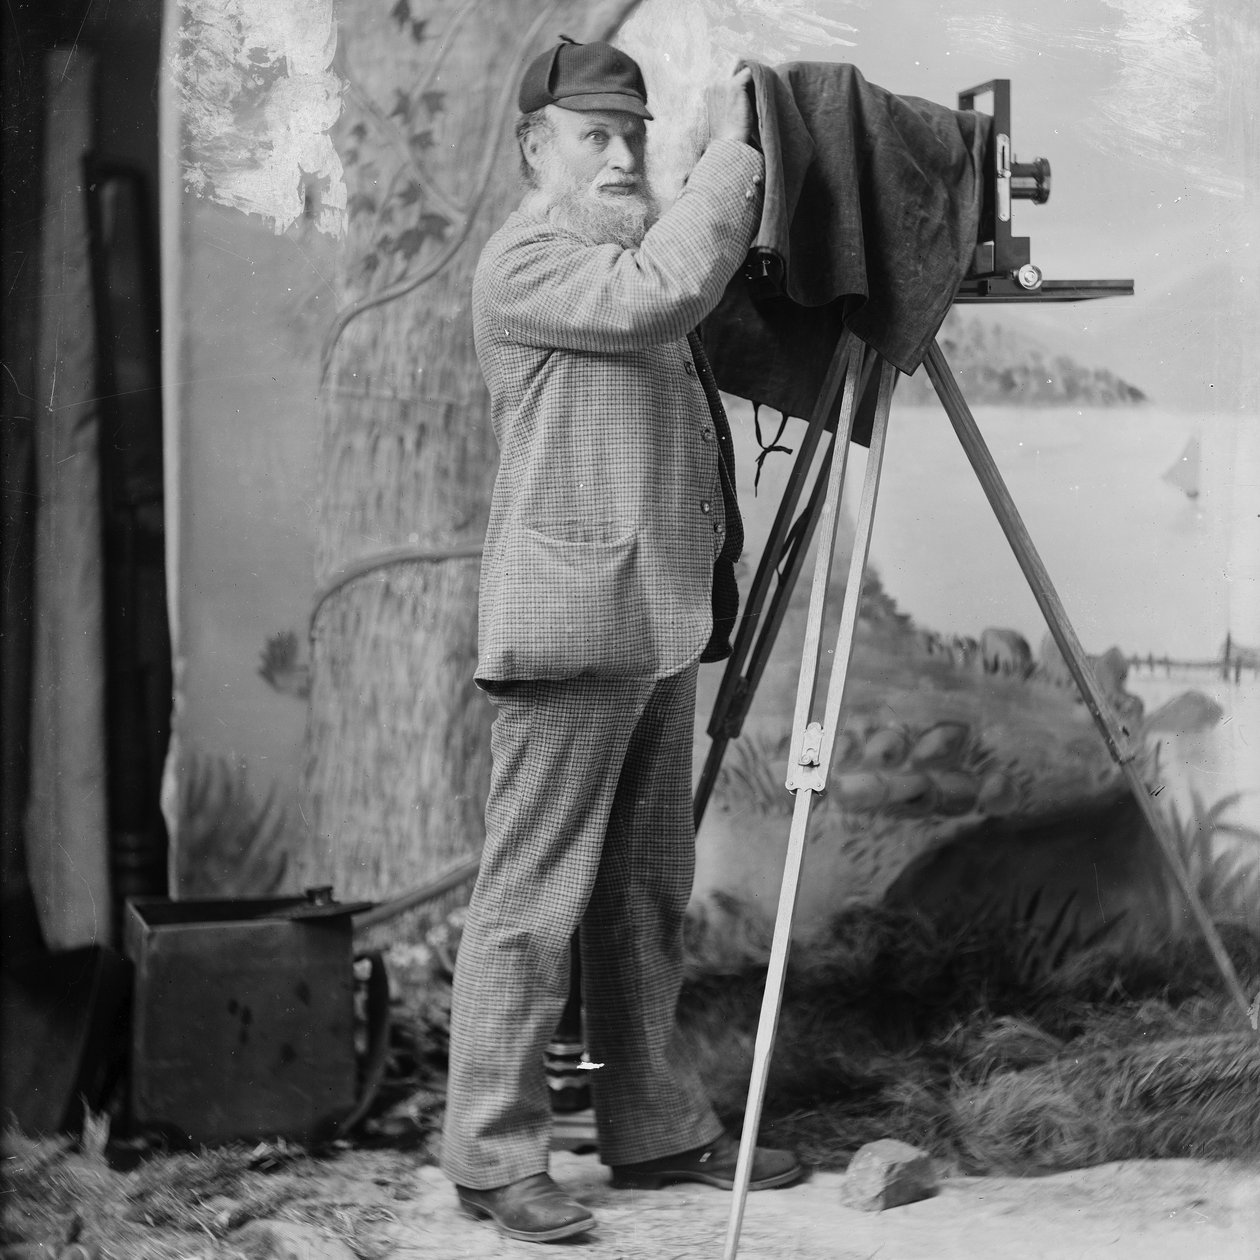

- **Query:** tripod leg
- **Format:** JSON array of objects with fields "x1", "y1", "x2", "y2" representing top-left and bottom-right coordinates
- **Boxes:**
[
  {"x1": 722, "y1": 355, "x2": 898, "y2": 1260},
  {"x1": 924, "y1": 340, "x2": 1257, "y2": 1032},
  {"x1": 736, "y1": 351, "x2": 885, "y2": 768},
  {"x1": 815, "y1": 360, "x2": 898, "y2": 773},
  {"x1": 694, "y1": 434, "x2": 838, "y2": 829},
  {"x1": 695, "y1": 335, "x2": 857, "y2": 828}
]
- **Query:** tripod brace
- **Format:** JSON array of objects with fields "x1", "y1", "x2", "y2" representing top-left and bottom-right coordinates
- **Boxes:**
[{"x1": 714, "y1": 303, "x2": 1258, "y2": 1260}]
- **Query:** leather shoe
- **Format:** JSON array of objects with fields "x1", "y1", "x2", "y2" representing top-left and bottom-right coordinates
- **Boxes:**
[
  {"x1": 610, "y1": 1132, "x2": 803, "y2": 1190},
  {"x1": 457, "y1": 1172, "x2": 596, "y2": 1242}
]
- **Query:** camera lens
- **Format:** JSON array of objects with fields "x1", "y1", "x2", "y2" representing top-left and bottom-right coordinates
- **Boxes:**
[{"x1": 1010, "y1": 157, "x2": 1051, "y2": 204}]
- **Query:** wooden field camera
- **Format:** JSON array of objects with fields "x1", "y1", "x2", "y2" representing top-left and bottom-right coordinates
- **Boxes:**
[
  {"x1": 963, "y1": 78, "x2": 1051, "y2": 289},
  {"x1": 956, "y1": 78, "x2": 1129, "y2": 303}
]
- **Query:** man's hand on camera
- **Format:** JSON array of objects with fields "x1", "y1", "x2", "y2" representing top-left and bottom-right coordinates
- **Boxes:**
[{"x1": 707, "y1": 64, "x2": 754, "y2": 147}]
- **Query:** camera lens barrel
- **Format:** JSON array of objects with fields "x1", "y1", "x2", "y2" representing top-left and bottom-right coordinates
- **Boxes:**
[{"x1": 1010, "y1": 156, "x2": 1051, "y2": 204}]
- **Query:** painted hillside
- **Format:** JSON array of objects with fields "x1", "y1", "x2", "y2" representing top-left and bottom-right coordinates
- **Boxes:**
[{"x1": 896, "y1": 309, "x2": 1149, "y2": 407}]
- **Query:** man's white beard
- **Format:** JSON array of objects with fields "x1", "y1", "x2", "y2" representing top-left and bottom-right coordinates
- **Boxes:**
[{"x1": 529, "y1": 154, "x2": 660, "y2": 251}]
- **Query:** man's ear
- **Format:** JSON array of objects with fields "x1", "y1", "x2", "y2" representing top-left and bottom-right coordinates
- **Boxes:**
[{"x1": 521, "y1": 128, "x2": 547, "y2": 175}]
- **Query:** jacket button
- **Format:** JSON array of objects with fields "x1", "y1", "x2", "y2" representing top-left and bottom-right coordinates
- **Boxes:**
[
  {"x1": 684, "y1": 360, "x2": 696, "y2": 376},
  {"x1": 700, "y1": 500, "x2": 712, "y2": 515},
  {"x1": 701, "y1": 426, "x2": 714, "y2": 442}
]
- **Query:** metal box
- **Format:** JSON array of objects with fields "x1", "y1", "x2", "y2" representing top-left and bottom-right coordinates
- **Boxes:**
[{"x1": 124, "y1": 897, "x2": 359, "y2": 1146}]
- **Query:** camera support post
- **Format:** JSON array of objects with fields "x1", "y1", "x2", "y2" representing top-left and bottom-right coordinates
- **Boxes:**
[{"x1": 714, "y1": 81, "x2": 1257, "y2": 1260}]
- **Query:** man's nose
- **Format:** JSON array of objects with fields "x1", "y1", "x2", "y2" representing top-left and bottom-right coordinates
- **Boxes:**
[{"x1": 607, "y1": 136, "x2": 638, "y2": 173}]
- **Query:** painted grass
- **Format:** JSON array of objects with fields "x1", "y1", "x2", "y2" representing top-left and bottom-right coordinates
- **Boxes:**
[
  {"x1": 677, "y1": 905, "x2": 1260, "y2": 1173},
  {"x1": 384, "y1": 901, "x2": 1260, "y2": 1174},
  {"x1": 378, "y1": 901, "x2": 1260, "y2": 1174}
]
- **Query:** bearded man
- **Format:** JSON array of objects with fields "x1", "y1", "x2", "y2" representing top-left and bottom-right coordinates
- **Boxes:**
[{"x1": 441, "y1": 37, "x2": 802, "y2": 1243}]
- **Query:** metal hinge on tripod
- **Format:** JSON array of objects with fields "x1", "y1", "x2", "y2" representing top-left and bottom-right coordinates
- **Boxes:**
[{"x1": 785, "y1": 723, "x2": 827, "y2": 794}]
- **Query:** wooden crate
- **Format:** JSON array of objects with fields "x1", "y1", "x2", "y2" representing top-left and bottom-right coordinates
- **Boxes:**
[{"x1": 124, "y1": 897, "x2": 359, "y2": 1146}]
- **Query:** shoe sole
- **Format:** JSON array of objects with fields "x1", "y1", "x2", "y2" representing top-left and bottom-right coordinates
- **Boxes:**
[
  {"x1": 458, "y1": 1199, "x2": 596, "y2": 1242},
  {"x1": 609, "y1": 1164, "x2": 804, "y2": 1191}
]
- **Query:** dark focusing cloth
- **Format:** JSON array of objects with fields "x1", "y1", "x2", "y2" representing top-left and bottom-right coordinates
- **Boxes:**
[{"x1": 701, "y1": 61, "x2": 990, "y2": 437}]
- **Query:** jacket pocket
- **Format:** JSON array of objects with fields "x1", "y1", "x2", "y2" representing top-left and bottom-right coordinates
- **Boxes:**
[{"x1": 499, "y1": 520, "x2": 655, "y2": 678}]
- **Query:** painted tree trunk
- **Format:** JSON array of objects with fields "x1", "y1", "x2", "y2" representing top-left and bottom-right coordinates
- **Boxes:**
[{"x1": 303, "y1": 1, "x2": 639, "y2": 906}]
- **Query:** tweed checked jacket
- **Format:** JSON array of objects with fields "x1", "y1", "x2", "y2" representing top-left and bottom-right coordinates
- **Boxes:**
[{"x1": 473, "y1": 138, "x2": 764, "y2": 682}]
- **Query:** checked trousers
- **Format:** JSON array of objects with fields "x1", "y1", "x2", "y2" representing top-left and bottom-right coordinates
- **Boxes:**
[{"x1": 440, "y1": 665, "x2": 724, "y2": 1189}]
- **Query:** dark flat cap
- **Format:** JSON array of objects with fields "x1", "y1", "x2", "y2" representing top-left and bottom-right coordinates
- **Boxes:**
[{"x1": 519, "y1": 36, "x2": 653, "y2": 119}]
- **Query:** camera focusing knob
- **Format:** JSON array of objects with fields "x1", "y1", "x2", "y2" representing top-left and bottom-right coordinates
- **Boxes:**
[{"x1": 1016, "y1": 263, "x2": 1043, "y2": 291}]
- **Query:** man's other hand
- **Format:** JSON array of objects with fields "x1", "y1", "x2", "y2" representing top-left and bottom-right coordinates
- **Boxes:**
[{"x1": 706, "y1": 64, "x2": 754, "y2": 147}]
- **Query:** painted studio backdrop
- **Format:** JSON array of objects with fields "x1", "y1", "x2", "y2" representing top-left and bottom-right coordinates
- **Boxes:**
[{"x1": 163, "y1": 0, "x2": 1259, "y2": 958}]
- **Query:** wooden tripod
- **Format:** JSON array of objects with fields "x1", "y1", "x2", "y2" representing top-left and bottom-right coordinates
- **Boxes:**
[{"x1": 717, "y1": 332, "x2": 1258, "y2": 1260}]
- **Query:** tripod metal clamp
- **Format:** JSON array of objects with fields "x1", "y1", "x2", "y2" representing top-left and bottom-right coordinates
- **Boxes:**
[{"x1": 785, "y1": 722, "x2": 827, "y2": 793}]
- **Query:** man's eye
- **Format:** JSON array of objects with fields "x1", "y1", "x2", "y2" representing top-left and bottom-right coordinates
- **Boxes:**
[{"x1": 587, "y1": 131, "x2": 608, "y2": 145}]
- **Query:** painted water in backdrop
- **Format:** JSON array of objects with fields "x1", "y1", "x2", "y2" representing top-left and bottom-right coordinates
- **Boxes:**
[
  {"x1": 685, "y1": 398, "x2": 1258, "y2": 947},
  {"x1": 718, "y1": 399, "x2": 1258, "y2": 809}
]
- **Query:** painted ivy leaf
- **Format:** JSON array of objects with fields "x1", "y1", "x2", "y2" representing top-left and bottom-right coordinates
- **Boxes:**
[
  {"x1": 395, "y1": 226, "x2": 427, "y2": 259},
  {"x1": 398, "y1": 180, "x2": 423, "y2": 206},
  {"x1": 390, "y1": 0, "x2": 410, "y2": 28},
  {"x1": 349, "y1": 122, "x2": 368, "y2": 143},
  {"x1": 410, "y1": 19, "x2": 428, "y2": 42},
  {"x1": 389, "y1": 89, "x2": 413, "y2": 125},
  {"x1": 343, "y1": 148, "x2": 359, "y2": 167},
  {"x1": 408, "y1": 130, "x2": 434, "y2": 157},
  {"x1": 379, "y1": 202, "x2": 396, "y2": 224},
  {"x1": 377, "y1": 233, "x2": 398, "y2": 254},
  {"x1": 418, "y1": 211, "x2": 451, "y2": 239},
  {"x1": 347, "y1": 192, "x2": 377, "y2": 218},
  {"x1": 421, "y1": 90, "x2": 446, "y2": 117},
  {"x1": 361, "y1": 252, "x2": 380, "y2": 275}
]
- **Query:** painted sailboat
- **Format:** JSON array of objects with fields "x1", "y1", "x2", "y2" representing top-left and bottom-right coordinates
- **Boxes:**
[{"x1": 1162, "y1": 436, "x2": 1201, "y2": 499}]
